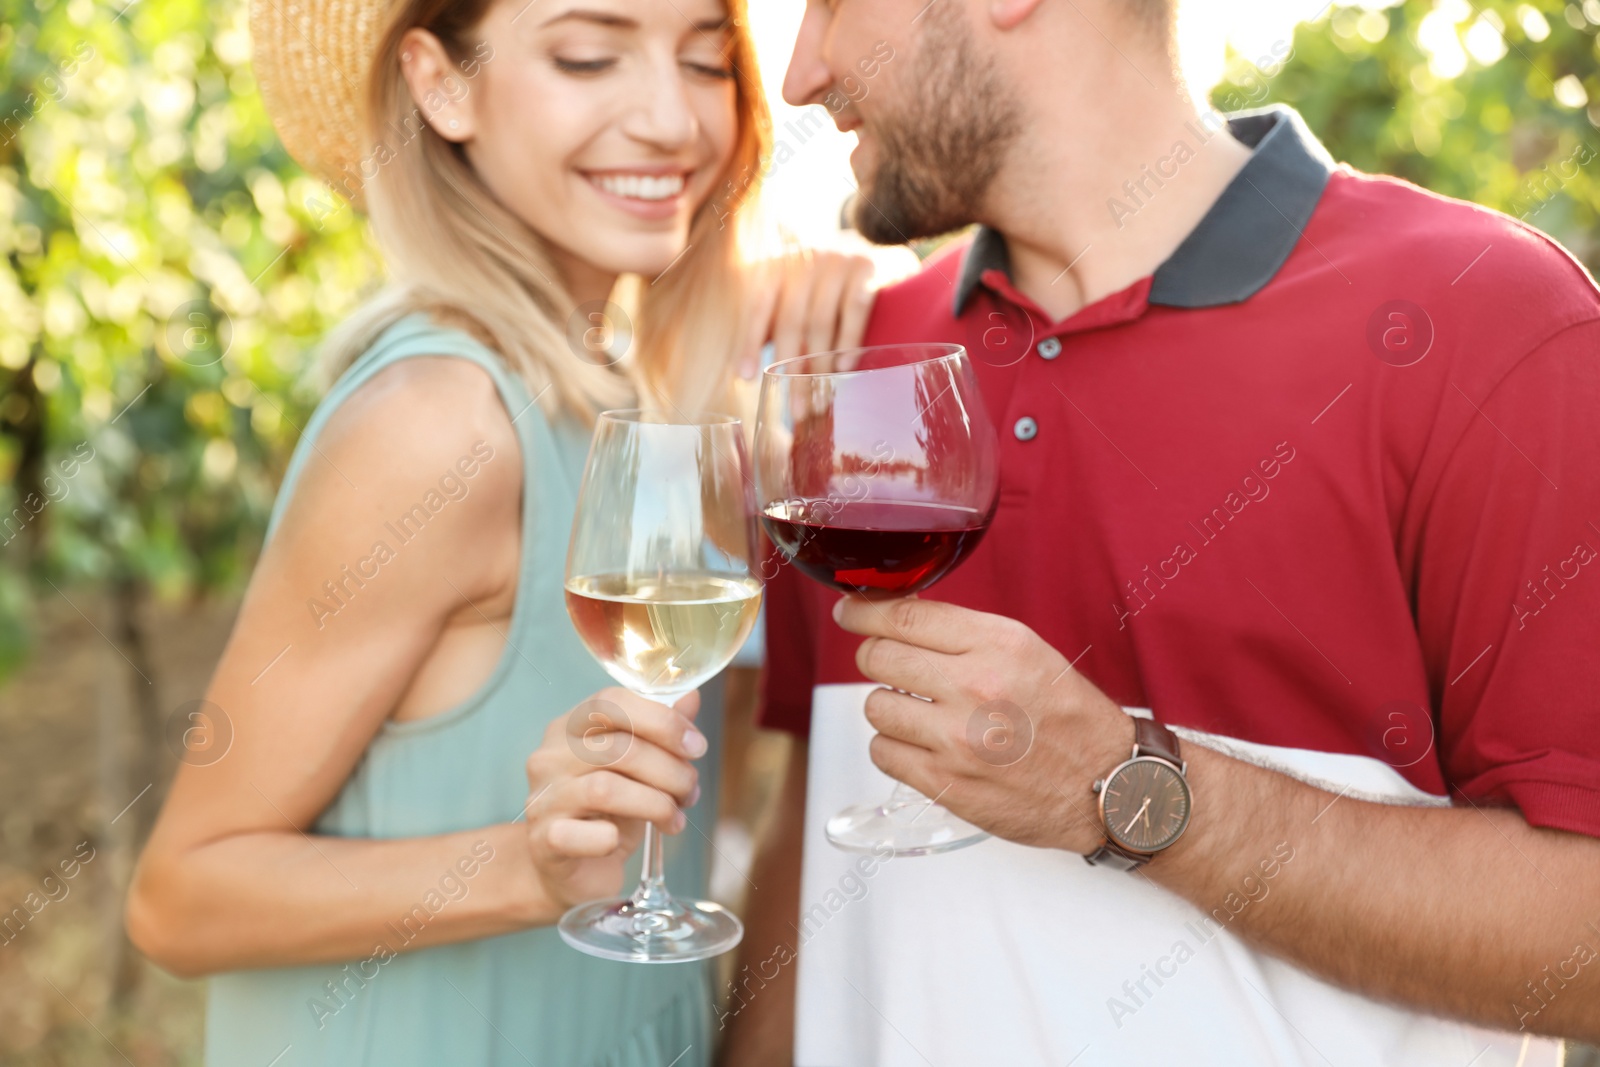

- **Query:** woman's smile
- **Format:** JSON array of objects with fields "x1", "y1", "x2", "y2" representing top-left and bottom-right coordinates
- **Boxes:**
[{"x1": 580, "y1": 165, "x2": 695, "y2": 221}]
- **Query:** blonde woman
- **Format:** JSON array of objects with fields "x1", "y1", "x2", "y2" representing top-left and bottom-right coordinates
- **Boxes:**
[{"x1": 125, "y1": 0, "x2": 875, "y2": 1063}]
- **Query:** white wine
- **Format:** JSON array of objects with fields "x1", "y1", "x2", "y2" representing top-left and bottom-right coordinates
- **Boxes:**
[{"x1": 565, "y1": 572, "x2": 763, "y2": 698}]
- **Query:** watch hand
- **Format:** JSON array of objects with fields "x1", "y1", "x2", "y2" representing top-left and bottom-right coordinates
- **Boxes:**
[{"x1": 1122, "y1": 797, "x2": 1151, "y2": 836}]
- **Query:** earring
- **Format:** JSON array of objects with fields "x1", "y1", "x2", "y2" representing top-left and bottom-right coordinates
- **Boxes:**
[{"x1": 448, "y1": 119, "x2": 459, "y2": 130}]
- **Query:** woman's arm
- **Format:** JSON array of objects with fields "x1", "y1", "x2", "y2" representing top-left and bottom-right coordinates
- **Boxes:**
[{"x1": 126, "y1": 356, "x2": 699, "y2": 976}]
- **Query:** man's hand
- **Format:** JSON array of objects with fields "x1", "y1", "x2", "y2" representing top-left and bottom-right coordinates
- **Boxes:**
[{"x1": 834, "y1": 595, "x2": 1131, "y2": 854}]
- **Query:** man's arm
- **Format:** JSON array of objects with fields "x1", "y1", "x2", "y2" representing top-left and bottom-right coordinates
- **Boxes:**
[
  {"x1": 719, "y1": 738, "x2": 808, "y2": 1067},
  {"x1": 835, "y1": 596, "x2": 1600, "y2": 1044},
  {"x1": 1149, "y1": 740, "x2": 1600, "y2": 1040}
]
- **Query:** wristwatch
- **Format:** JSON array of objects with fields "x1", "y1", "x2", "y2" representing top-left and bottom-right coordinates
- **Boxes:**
[{"x1": 1085, "y1": 717, "x2": 1192, "y2": 870}]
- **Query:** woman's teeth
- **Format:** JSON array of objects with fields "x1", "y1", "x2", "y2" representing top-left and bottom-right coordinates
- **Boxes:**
[{"x1": 590, "y1": 173, "x2": 686, "y2": 201}]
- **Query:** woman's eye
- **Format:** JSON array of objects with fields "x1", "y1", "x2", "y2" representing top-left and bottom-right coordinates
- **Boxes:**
[
  {"x1": 683, "y1": 60, "x2": 735, "y2": 80},
  {"x1": 553, "y1": 56, "x2": 616, "y2": 74}
]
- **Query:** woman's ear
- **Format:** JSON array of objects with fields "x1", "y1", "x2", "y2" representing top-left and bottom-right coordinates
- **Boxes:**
[{"x1": 398, "y1": 27, "x2": 477, "y2": 142}]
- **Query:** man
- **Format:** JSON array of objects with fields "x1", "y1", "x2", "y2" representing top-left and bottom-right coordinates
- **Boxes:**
[{"x1": 721, "y1": 1, "x2": 1600, "y2": 1065}]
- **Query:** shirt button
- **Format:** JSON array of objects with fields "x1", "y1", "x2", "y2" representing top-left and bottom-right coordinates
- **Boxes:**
[
  {"x1": 1013, "y1": 416, "x2": 1038, "y2": 442},
  {"x1": 1037, "y1": 337, "x2": 1062, "y2": 360}
]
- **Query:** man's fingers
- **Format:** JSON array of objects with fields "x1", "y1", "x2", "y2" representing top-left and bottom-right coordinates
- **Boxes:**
[
  {"x1": 834, "y1": 595, "x2": 982, "y2": 655},
  {"x1": 855, "y1": 638, "x2": 959, "y2": 703},
  {"x1": 862, "y1": 685, "x2": 947, "y2": 751},
  {"x1": 868, "y1": 732, "x2": 935, "y2": 797}
]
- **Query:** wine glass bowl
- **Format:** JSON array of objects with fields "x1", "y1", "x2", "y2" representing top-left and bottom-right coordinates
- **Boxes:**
[
  {"x1": 754, "y1": 345, "x2": 1001, "y2": 856},
  {"x1": 560, "y1": 410, "x2": 759, "y2": 963},
  {"x1": 756, "y1": 345, "x2": 1000, "y2": 598}
]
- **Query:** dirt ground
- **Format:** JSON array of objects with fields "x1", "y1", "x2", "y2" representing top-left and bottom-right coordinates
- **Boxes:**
[{"x1": 0, "y1": 591, "x2": 235, "y2": 1066}]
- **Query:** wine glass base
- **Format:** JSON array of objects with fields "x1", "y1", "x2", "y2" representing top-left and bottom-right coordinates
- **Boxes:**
[
  {"x1": 825, "y1": 799, "x2": 991, "y2": 857},
  {"x1": 558, "y1": 894, "x2": 743, "y2": 964}
]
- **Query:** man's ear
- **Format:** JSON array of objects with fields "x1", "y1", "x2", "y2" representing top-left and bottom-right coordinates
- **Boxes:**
[
  {"x1": 988, "y1": 0, "x2": 1046, "y2": 31},
  {"x1": 398, "y1": 27, "x2": 477, "y2": 142}
]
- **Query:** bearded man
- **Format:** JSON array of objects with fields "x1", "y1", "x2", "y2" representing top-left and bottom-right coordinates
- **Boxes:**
[{"x1": 721, "y1": 2, "x2": 1600, "y2": 1065}]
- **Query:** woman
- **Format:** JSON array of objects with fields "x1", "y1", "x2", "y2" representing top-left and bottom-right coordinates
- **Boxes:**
[{"x1": 126, "y1": 0, "x2": 873, "y2": 1063}]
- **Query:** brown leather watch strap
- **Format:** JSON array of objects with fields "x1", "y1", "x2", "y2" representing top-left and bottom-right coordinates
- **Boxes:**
[
  {"x1": 1085, "y1": 841, "x2": 1148, "y2": 870},
  {"x1": 1133, "y1": 717, "x2": 1182, "y2": 767}
]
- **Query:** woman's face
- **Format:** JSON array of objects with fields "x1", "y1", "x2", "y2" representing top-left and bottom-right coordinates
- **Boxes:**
[{"x1": 410, "y1": 0, "x2": 741, "y2": 286}]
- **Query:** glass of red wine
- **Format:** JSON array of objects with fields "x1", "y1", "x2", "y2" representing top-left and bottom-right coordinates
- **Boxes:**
[{"x1": 755, "y1": 343, "x2": 1000, "y2": 855}]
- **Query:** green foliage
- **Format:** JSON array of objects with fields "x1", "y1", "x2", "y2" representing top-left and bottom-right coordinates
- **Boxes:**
[
  {"x1": 0, "y1": 0, "x2": 384, "y2": 677},
  {"x1": 1214, "y1": 0, "x2": 1600, "y2": 272}
]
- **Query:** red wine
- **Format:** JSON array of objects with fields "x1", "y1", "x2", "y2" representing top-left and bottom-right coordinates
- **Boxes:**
[{"x1": 762, "y1": 499, "x2": 993, "y2": 596}]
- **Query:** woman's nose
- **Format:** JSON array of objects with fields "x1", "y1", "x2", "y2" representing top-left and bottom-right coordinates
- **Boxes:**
[{"x1": 626, "y1": 61, "x2": 700, "y2": 149}]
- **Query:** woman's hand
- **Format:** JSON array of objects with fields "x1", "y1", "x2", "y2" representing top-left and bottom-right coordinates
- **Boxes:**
[
  {"x1": 742, "y1": 247, "x2": 877, "y2": 377},
  {"x1": 523, "y1": 688, "x2": 706, "y2": 909}
]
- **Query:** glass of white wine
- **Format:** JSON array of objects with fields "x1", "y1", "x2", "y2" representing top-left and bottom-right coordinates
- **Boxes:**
[{"x1": 560, "y1": 410, "x2": 761, "y2": 963}]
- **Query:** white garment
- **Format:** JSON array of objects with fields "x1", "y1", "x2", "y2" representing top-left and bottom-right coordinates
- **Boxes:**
[{"x1": 792, "y1": 684, "x2": 1559, "y2": 1067}]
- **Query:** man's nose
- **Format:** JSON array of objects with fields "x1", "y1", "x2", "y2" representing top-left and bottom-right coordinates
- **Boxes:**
[{"x1": 783, "y1": 3, "x2": 833, "y2": 108}]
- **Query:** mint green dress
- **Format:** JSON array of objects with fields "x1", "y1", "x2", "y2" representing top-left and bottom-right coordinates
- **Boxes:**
[{"x1": 205, "y1": 313, "x2": 722, "y2": 1067}]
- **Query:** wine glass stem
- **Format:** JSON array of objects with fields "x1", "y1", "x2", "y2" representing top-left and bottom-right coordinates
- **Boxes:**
[
  {"x1": 629, "y1": 689, "x2": 691, "y2": 913},
  {"x1": 630, "y1": 823, "x2": 671, "y2": 911},
  {"x1": 884, "y1": 780, "x2": 926, "y2": 815}
]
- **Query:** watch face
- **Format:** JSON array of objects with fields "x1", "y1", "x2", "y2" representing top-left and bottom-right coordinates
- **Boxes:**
[{"x1": 1101, "y1": 758, "x2": 1191, "y2": 853}]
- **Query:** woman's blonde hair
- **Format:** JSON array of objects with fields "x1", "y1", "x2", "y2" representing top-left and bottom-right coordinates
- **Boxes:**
[{"x1": 318, "y1": 0, "x2": 771, "y2": 420}]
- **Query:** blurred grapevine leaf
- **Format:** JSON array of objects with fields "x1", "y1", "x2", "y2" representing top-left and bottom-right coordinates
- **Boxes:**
[{"x1": 0, "y1": 0, "x2": 383, "y2": 677}]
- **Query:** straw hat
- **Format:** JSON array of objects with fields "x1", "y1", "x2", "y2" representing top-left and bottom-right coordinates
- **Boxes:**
[{"x1": 250, "y1": 0, "x2": 390, "y2": 200}]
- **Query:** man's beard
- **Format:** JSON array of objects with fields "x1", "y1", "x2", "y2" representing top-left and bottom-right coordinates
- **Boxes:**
[{"x1": 852, "y1": 4, "x2": 1022, "y2": 245}]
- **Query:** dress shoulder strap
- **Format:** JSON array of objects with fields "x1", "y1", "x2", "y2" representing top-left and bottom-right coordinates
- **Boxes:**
[{"x1": 265, "y1": 311, "x2": 554, "y2": 544}]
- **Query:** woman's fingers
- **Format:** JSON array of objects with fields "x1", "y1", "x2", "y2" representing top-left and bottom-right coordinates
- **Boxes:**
[
  {"x1": 803, "y1": 255, "x2": 850, "y2": 356},
  {"x1": 770, "y1": 253, "x2": 816, "y2": 366},
  {"x1": 537, "y1": 814, "x2": 645, "y2": 860},
  {"x1": 739, "y1": 261, "x2": 784, "y2": 379},
  {"x1": 543, "y1": 816, "x2": 621, "y2": 859},
  {"x1": 754, "y1": 250, "x2": 879, "y2": 370},
  {"x1": 556, "y1": 688, "x2": 705, "y2": 764},
  {"x1": 554, "y1": 770, "x2": 686, "y2": 833},
  {"x1": 540, "y1": 733, "x2": 697, "y2": 805},
  {"x1": 593, "y1": 734, "x2": 699, "y2": 804},
  {"x1": 835, "y1": 256, "x2": 876, "y2": 351},
  {"x1": 616, "y1": 690, "x2": 706, "y2": 761}
]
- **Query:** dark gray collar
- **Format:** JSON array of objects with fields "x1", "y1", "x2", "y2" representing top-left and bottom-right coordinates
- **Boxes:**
[{"x1": 952, "y1": 105, "x2": 1336, "y2": 317}]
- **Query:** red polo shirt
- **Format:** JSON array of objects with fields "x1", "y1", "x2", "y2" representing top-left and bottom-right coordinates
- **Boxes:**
[{"x1": 760, "y1": 106, "x2": 1600, "y2": 838}]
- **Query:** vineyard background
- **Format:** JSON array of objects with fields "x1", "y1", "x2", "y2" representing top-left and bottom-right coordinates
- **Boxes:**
[{"x1": 2, "y1": 0, "x2": 1597, "y2": 1062}]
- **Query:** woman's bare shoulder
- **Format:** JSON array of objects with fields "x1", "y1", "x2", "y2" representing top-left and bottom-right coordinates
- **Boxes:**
[
  {"x1": 319, "y1": 355, "x2": 522, "y2": 498},
  {"x1": 272, "y1": 354, "x2": 525, "y2": 596}
]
